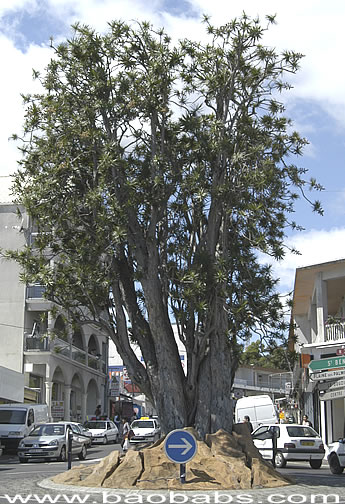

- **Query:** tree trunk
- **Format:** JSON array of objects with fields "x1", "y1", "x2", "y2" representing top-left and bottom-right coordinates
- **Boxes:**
[
  {"x1": 194, "y1": 330, "x2": 233, "y2": 438},
  {"x1": 193, "y1": 296, "x2": 234, "y2": 438}
]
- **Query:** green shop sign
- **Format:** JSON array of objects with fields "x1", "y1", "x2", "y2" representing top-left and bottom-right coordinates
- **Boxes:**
[{"x1": 309, "y1": 357, "x2": 345, "y2": 372}]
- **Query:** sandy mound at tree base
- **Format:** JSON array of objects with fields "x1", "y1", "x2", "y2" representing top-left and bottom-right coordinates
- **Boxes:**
[{"x1": 52, "y1": 425, "x2": 292, "y2": 490}]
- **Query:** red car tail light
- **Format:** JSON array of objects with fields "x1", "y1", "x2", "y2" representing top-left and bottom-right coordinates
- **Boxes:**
[{"x1": 284, "y1": 443, "x2": 296, "y2": 449}]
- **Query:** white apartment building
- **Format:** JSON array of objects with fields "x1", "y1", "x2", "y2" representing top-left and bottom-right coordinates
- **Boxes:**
[
  {"x1": 0, "y1": 176, "x2": 108, "y2": 420},
  {"x1": 292, "y1": 258, "x2": 345, "y2": 445}
]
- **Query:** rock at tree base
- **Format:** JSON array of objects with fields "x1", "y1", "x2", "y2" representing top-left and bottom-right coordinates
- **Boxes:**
[{"x1": 52, "y1": 426, "x2": 292, "y2": 490}]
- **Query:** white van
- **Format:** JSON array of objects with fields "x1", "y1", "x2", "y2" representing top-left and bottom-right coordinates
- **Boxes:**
[
  {"x1": 235, "y1": 394, "x2": 278, "y2": 431},
  {"x1": 0, "y1": 403, "x2": 49, "y2": 451}
]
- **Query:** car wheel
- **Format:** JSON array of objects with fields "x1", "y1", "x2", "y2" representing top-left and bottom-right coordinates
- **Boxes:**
[
  {"x1": 103, "y1": 435, "x2": 108, "y2": 445},
  {"x1": 310, "y1": 459, "x2": 323, "y2": 469},
  {"x1": 19, "y1": 457, "x2": 28, "y2": 463},
  {"x1": 274, "y1": 451, "x2": 287, "y2": 468},
  {"x1": 78, "y1": 445, "x2": 87, "y2": 460},
  {"x1": 329, "y1": 453, "x2": 344, "y2": 474},
  {"x1": 58, "y1": 445, "x2": 67, "y2": 462}
]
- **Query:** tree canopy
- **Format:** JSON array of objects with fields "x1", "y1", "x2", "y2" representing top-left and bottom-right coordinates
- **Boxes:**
[
  {"x1": 6, "y1": 14, "x2": 322, "y2": 436},
  {"x1": 240, "y1": 340, "x2": 297, "y2": 371}
]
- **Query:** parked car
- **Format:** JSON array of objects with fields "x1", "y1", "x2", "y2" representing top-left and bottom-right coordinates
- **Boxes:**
[
  {"x1": 17, "y1": 422, "x2": 88, "y2": 463},
  {"x1": 327, "y1": 438, "x2": 345, "y2": 474},
  {"x1": 129, "y1": 417, "x2": 161, "y2": 445},
  {"x1": 83, "y1": 420, "x2": 119, "y2": 444},
  {"x1": 0, "y1": 403, "x2": 49, "y2": 451},
  {"x1": 252, "y1": 423, "x2": 325, "y2": 469},
  {"x1": 77, "y1": 423, "x2": 92, "y2": 446}
]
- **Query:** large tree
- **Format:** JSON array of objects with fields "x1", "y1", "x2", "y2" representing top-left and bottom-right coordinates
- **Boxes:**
[{"x1": 7, "y1": 15, "x2": 321, "y2": 437}]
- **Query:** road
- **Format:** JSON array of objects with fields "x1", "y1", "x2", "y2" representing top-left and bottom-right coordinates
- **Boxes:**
[{"x1": 1, "y1": 447, "x2": 345, "y2": 503}]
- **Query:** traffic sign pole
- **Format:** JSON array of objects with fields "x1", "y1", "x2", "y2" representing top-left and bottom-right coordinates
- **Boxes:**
[{"x1": 180, "y1": 463, "x2": 186, "y2": 484}]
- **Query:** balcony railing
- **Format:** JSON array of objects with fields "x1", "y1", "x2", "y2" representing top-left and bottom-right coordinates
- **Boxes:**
[
  {"x1": 233, "y1": 377, "x2": 291, "y2": 393},
  {"x1": 25, "y1": 335, "x2": 106, "y2": 372},
  {"x1": 25, "y1": 336, "x2": 50, "y2": 351},
  {"x1": 325, "y1": 321, "x2": 345, "y2": 342},
  {"x1": 26, "y1": 285, "x2": 46, "y2": 298}
]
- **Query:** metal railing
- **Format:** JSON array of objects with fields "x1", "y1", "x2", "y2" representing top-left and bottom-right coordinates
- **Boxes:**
[
  {"x1": 26, "y1": 285, "x2": 46, "y2": 298},
  {"x1": 325, "y1": 322, "x2": 345, "y2": 342},
  {"x1": 25, "y1": 336, "x2": 50, "y2": 351},
  {"x1": 233, "y1": 375, "x2": 292, "y2": 392},
  {"x1": 25, "y1": 335, "x2": 106, "y2": 373}
]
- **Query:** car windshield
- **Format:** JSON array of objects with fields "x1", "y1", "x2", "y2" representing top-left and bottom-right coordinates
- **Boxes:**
[
  {"x1": 131, "y1": 420, "x2": 154, "y2": 429},
  {"x1": 29, "y1": 424, "x2": 65, "y2": 436},
  {"x1": 84, "y1": 421, "x2": 106, "y2": 429},
  {"x1": 0, "y1": 410, "x2": 26, "y2": 424},
  {"x1": 286, "y1": 426, "x2": 318, "y2": 438}
]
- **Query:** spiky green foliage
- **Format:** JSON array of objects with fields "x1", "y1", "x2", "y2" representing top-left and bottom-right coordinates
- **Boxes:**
[{"x1": 5, "y1": 15, "x2": 322, "y2": 435}]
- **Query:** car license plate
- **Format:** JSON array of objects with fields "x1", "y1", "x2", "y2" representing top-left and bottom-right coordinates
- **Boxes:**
[
  {"x1": 30, "y1": 449, "x2": 43, "y2": 453},
  {"x1": 301, "y1": 441, "x2": 314, "y2": 446}
]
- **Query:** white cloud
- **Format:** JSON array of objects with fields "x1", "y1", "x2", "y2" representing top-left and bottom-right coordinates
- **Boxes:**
[
  {"x1": 1, "y1": 0, "x2": 345, "y2": 298},
  {"x1": 0, "y1": 34, "x2": 52, "y2": 176},
  {"x1": 268, "y1": 227, "x2": 345, "y2": 293}
]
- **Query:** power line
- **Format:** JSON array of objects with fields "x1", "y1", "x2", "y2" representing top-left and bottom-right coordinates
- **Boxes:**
[{"x1": 0, "y1": 322, "x2": 31, "y2": 331}]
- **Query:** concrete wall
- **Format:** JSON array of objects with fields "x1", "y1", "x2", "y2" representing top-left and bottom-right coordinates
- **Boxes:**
[
  {"x1": 0, "y1": 204, "x2": 26, "y2": 373},
  {"x1": 0, "y1": 365, "x2": 24, "y2": 402}
]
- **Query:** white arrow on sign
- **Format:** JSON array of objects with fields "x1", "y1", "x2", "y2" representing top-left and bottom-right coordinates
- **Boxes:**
[{"x1": 168, "y1": 437, "x2": 193, "y2": 455}]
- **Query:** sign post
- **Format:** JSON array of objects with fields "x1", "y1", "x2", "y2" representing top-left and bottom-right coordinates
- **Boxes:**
[{"x1": 164, "y1": 429, "x2": 198, "y2": 484}]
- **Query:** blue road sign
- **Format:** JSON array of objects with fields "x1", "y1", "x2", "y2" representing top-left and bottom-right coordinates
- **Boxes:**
[{"x1": 164, "y1": 429, "x2": 198, "y2": 464}]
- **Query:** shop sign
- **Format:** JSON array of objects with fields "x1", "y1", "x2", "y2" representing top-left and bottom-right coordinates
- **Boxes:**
[{"x1": 51, "y1": 400, "x2": 64, "y2": 417}]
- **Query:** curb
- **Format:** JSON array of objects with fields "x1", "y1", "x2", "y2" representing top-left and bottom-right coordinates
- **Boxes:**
[{"x1": 38, "y1": 477, "x2": 311, "y2": 497}]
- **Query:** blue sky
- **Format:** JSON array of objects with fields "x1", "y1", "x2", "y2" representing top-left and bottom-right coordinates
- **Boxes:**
[{"x1": 1, "y1": 0, "x2": 345, "y2": 294}]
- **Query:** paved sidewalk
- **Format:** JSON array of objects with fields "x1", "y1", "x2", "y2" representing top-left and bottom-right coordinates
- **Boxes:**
[{"x1": 38, "y1": 476, "x2": 345, "y2": 503}]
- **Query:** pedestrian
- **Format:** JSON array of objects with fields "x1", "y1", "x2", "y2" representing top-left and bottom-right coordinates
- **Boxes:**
[
  {"x1": 243, "y1": 415, "x2": 253, "y2": 433},
  {"x1": 94, "y1": 404, "x2": 101, "y2": 419},
  {"x1": 302, "y1": 414, "x2": 312, "y2": 427},
  {"x1": 114, "y1": 414, "x2": 121, "y2": 430},
  {"x1": 121, "y1": 418, "x2": 130, "y2": 449}
]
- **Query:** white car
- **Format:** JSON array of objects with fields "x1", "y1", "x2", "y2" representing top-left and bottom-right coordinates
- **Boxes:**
[
  {"x1": 129, "y1": 418, "x2": 161, "y2": 445},
  {"x1": 252, "y1": 423, "x2": 325, "y2": 469},
  {"x1": 83, "y1": 420, "x2": 119, "y2": 444},
  {"x1": 77, "y1": 423, "x2": 92, "y2": 446},
  {"x1": 327, "y1": 439, "x2": 345, "y2": 474}
]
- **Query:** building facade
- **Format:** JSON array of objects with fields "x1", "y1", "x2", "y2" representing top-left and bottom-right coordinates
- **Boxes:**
[
  {"x1": 292, "y1": 258, "x2": 345, "y2": 445},
  {"x1": 0, "y1": 176, "x2": 108, "y2": 420}
]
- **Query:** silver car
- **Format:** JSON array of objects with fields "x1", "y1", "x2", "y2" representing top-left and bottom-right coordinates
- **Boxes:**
[{"x1": 17, "y1": 422, "x2": 88, "y2": 463}]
